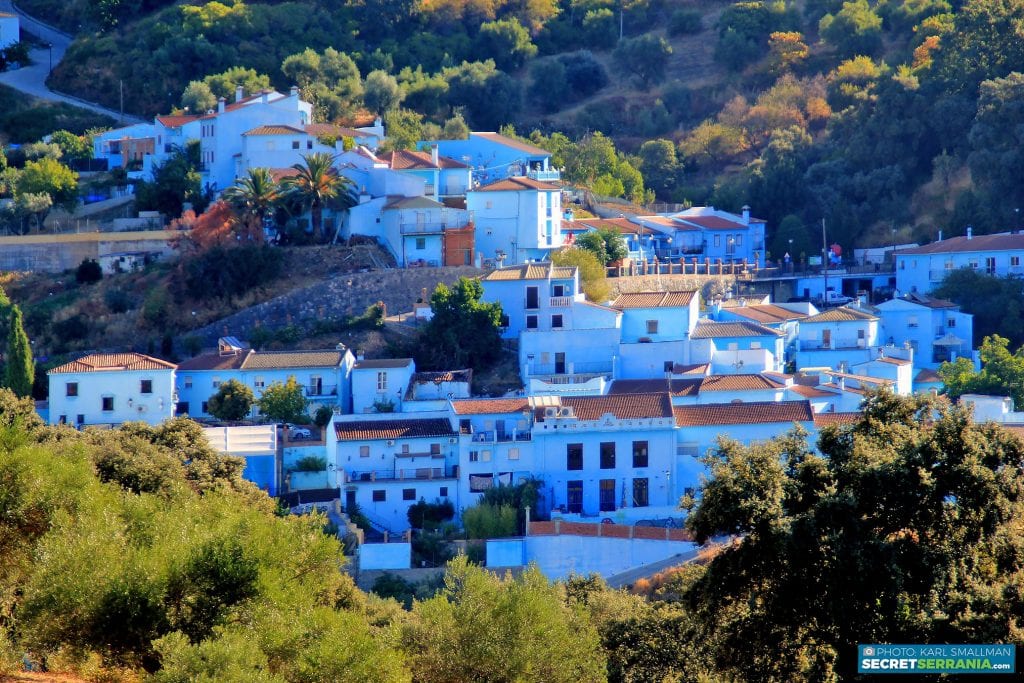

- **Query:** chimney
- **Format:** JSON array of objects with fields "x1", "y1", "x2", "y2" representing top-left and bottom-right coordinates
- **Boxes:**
[
  {"x1": 937, "y1": 229, "x2": 942, "y2": 242},
  {"x1": 967, "y1": 225, "x2": 973, "y2": 240},
  {"x1": 290, "y1": 85, "x2": 299, "y2": 98},
  {"x1": 261, "y1": 90, "x2": 270, "y2": 104},
  {"x1": 431, "y1": 143, "x2": 439, "y2": 167},
  {"x1": 217, "y1": 97, "x2": 225, "y2": 114},
  {"x1": 235, "y1": 85, "x2": 244, "y2": 103},
  {"x1": 741, "y1": 204, "x2": 751, "y2": 225}
]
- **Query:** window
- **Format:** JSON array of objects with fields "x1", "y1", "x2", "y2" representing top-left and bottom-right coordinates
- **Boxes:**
[
  {"x1": 551, "y1": 314, "x2": 563, "y2": 328},
  {"x1": 526, "y1": 315, "x2": 538, "y2": 329},
  {"x1": 372, "y1": 490, "x2": 386, "y2": 502},
  {"x1": 632, "y1": 478, "x2": 649, "y2": 507},
  {"x1": 714, "y1": 235, "x2": 721, "y2": 247},
  {"x1": 632, "y1": 441, "x2": 648, "y2": 468},
  {"x1": 377, "y1": 371, "x2": 387, "y2": 391},
  {"x1": 1013, "y1": 256, "x2": 1021, "y2": 267},
  {"x1": 306, "y1": 140, "x2": 313, "y2": 149},
  {"x1": 567, "y1": 443, "x2": 583, "y2": 470},
  {"x1": 292, "y1": 140, "x2": 300, "y2": 149},
  {"x1": 431, "y1": 443, "x2": 441, "y2": 454},
  {"x1": 66, "y1": 382, "x2": 78, "y2": 397},
  {"x1": 402, "y1": 444, "x2": 410, "y2": 454},
  {"x1": 360, "y1": 445, "x2": 370, "y2": 457},
  {"x1": 552, "y1": 284, "x2": 565, "y2": 296},
  {"x1": 599, "y1": 479, "x2": 615, "y2": 512},
  {"x1": 58, "y1": 415, "x2": 67, "y2": 424},
  {"x1": 415, "y1": 237, "x2": 426, "y2": 250},
  {"x1": 526, "y1": 286, "x2": 539, "y2": 309},
  {"x1": 750, "y1": 341, "x2": 762, "y2": 350},
  {"x1": 508, "y1": 447, "x2": 520, "y2": 461},
  {"x1": 500, "y1": 314, "x2": 510, "y2": 328},
  {"x1": 140, "y1": 379, "x2": 152, "y2": 394},
  {"x1": 77, "y1": 414, "x2": 85, "y2": 425},
  {"x1": 403, "y1": 488, "x2": 416, "y2": 501},
  {"x1": 908, "y1": 315, "x2": 919, "y2": 328},
  {"x1": 947, "y1": 318, "x2": 956, "y2": 328},
  {"x1": 481, "y1": 450, "x2": 492, "y2": 462},
  {"x1": 252, "y1": 376, "x2": 264, "y2": 389},
  {"x1": 567, "y1": 480, "x2": 583, "y2": 513},
  {"x1": 101, "y1": 396, "x2": 114, "y2": 412},
  {"x1": 600, "y1": 442, "x2": 616, "y2": 469},
  {"x1": 212, "y1": 377, "x2": 221, "y2": 388},
  {"x1": 986, "y1": 257, "x2": 996, "y2": 274},
  {"x1": 664, "y1": 361, "x2": 675, "y2": 372},
  {"x1": 735, "y1": 234, "x2": 743, "y2": 246},
  {"x1": 485, "y1": 200, "x2": 493, "y2": 209},
  {"x1": 184, "y1": 376, "x2": 193, "y2": 389},
  {"x1": 469, "y1": 451, "x2": 480, "y2": 462},
  {"x1": 440, "y1": 486, "x2": 448, "y2": 497},
  {"x1": 646, "y1": 320, "x2": 659, "y2": 334},
  {"x1": 177, "y1": 402, "x2": 189, "y2": 415},
  {"x1": 201, "y1": 401, "x2": 208, "y2": 413}
]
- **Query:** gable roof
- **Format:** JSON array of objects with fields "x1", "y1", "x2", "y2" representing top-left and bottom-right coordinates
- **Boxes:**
[
  {"x1": 178, "y1": 350, "x2": 251, "y2": 371},
  {"x1": 789, "y1": 384, "x2": 840, "y2": 398},
  {"x1": 482, "y1": 262, "x2": 576, "y2": 281},
  {"x1": 474, "y1": 176, "x2": 560, "y2": 192},
  {"x1": 675, "y1": 214, "x2": 744, "y2": 230},
  {"x1": 383, "y1": 195, "x2": 446, "y2": 210},
  {"x1": 156, "y1": 114, "x2": 199, "y2": 128},
  {"x1": 901, "y1": 292, "x2": 958, "y2": 309},
  {"x1": 553, "y1": 393, "x2": 673, "y2": 421},
  {"x1": 699, "y1": 374, "x2": 786, "y2": 392},
  {"x1": 673, "y1": 400, "x2": 814, "y2": 427},
  {"x1": 691, "y1": 320, "x2": 783, "y2": 338},
  {"x1": 50, "y1": 353, "x2": 176, "y2": 374},
  {"x1": 243, "y1": 124, "x2": 306, "y2": 136},
  {"x1": 801, "y1": 306, "x2": 877, "y2": 323},
  {"x1": 378, "y1": 149, "x2": 468, "y2": 170},
  {"x1": 612, "y1": 290, "x2": 697, "y2": 309},
  {"x1": 241, "y1": 350, "x2": 347, "y2": 370},
  {"x1": 451, "y1": 397, "x2": 533, "y2": 415},
  {"x1": 723, "y1": 304, "x2": 808, "y2": 324},
  {"x1": 566, "y1": 217, "x2": 640, "y2": 235},
  {"x1": 354, "y1": 358, "x2": 414, "y2": 370},
  {"x1": 472, "y1": 132, "x2": 550, "y2": 156},
  {"x1": 305, "y1": 123, "x2": 379, "y2": 139},
  {"x1": 333, "y1": 417, "x2": 455, "y2": 441},
  {"x1": 813, "y1": 411, "x2": 862, "y2": 426},
  {"x1": 607, "y1": 378, "x2": 702, "y2": 397},
  {"x1": 896, "y1": 232, "x2": 1024, "y2": 255}
]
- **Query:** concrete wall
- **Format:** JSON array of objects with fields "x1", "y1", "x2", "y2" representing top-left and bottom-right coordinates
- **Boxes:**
[
  {"x1": 360, "y1": 542, "x2": 412, "y2": 570},
  {"x1": 0, "y1": 231, "x2": 177, "y2": 273},
  {"x1": 491, "y1": 534, "x2": 697, "y2": 580},
  {"x1": 487, "y1": 538, "x2": 526, "y2": 568}
]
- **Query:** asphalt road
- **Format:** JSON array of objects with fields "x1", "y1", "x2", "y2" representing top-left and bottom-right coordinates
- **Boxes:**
[{"x1": 0, "y1": 0, "x2": 143, "y2": 124}]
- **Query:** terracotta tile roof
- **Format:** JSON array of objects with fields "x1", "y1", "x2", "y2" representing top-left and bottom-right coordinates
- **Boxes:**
[
  {"x1": 177, "y1": 351, "x2": 250, "y2": 371},
  {"x1": 452, "y1": 397, "x2": 532, "y2": 415},
  {"x1": 243, "y1": 124, "x2": 306, "y2": 136},
  {"x1": 902, "y1": 292, "x2": 958, "y2": 309},
  {"x1": 482, "y1": 263, "x2": 576, "y2": 281},
  {"x1": 612, "y1": 290, "x2": 697, "y2": 309},
  {"x1": 305, "y1": 123, "x2": 379, "y2": 139},
  {"x1": 269, "y1": 167, "x2": 301, "y2": 182},
  {"x1": 691, "y1": 320, "x2": 783, "y2": 338},
  {"x1": 673, "y1": 363, "x2": 710, "y2": 375},
  {"x1": 813, "y1": 412, "x2": 862, "y2": 426},
  {"x1": 572, "y1": 217, "x2": 640, "y2": 234},
  {"x1": 916, "y1": 368, "x2": 943, "y2": 383},
  {"x1": 241, "y1": 350, "x2": 346, "y2": 369},
  {"x1": 699, "y1": 374, "x2": 786, "y2": 392},
  {"x1": 156, "y1": 115, "x2": 199, "y2": 128},
  {"x1": 383, "y1": 195, "x2": 446, "y2": 210},
  {"x1": 378, "y1": 149, "x2": 468, "y2": 170},
  {"x1": 802, "y1": 306, "x2": 877, "y2": 323},
  {"x1": 473, "y1": 132, "x2": 550, "y2": 156},
  {"x1": 607, "y1": 379, "x2": 702, "y2": 397},
  {"x1": 50, "y1": 353, "x2": 176, "y2": 374},
  {"x1": 558, "y1": 393, "x2": 673, "y2": 420},
  {"x1": 354, "y1": 358, "x2": 414, "y2": 370},
  {"x1": 638, "y1": 215, "x2": 689, "y2": 230},
  {"x1": 723, "y1": 304, "x2": 807, "y2": 324},
  {"x1": 412, "y1": 370, "x2": 472, "y2": 384},
  {"x1": 896, "y1": 232, "x2": 1024, "y2": 255},
  {"x1": 676, "y1": 215, "x2": 744, "y2": 230},
  {"x1": 333, "y1": 417, "x2": 455, "y2": 441},
  {"x1": 474, "y1": 176, "x2": 560, "y2": 192},
  {"x1": 789, "y1": 384, "x2": 839, "y2": 398},
  {"x1": 674, "y1": 400, "x2": 814, "y2": 427}
]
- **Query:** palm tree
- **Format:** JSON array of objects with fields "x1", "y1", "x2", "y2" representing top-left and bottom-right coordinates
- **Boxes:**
[
  {"x1": 281, "y1": 152, "x2": 353, "y2": 243},
  {"x1": 222, "y1": 167, "x2": 280, "y2": 244}
]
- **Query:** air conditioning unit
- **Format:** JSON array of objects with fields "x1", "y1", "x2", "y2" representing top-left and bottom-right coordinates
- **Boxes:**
[
  {"x1": 386, "y1": 440, "x2": 395, "y2": 446},
  {"x1": 558, "y1": 407, "x2": 573, "y2": 418},
  {"x1": 544, "y1": 407, "x2": 558, "y2": 418},
  {"x1": 449, "y1": 437, "x2": 457, "y2": 444},
  {"x1": 137, "y1": 405, "x2": 147, "y2": 413}
]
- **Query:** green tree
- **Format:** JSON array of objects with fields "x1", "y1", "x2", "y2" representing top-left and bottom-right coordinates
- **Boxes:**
[
  {"x1": 3, "y1": 305, "x2": 34, "y2": 398},
  {"x1": 938, "y1": 334, "x2": 1024, "y2": 405},
  {"x1": 476, "y1": 18, "x2": 538, "y2": 71},
  {"x1": 404, "y1": 555, "x2": 606, "y2": 683},
  {"x1": 682, "y1": 391, "x2": 1024, "y2": 680},
  {"x1": 819, "y1": 0, "x2": 883, "y2": 58},
  {"x1": 256, "y1": 376, "x2": 309, "y2": 424},
  {"x1": 381, "y1": 109, "x2": 424, "y2": 151},
  {"x1": 417, "y1": 277, "x2": 502, "y2": 370},
  {"x1": 576, "y1": 227, "x2": 627, "y2": 266},
  {"x1": 363, "y1": 70, "x2": 404, "y2": 115},
  {"x1": 637, "y1": 139, "x2": 679, "y2": 198},
  {"x1": 933, "y1": 269, "x2": 1024, "y2": 347},
  {"x1": 221, "y1": 167, "x2": 280, "y2": 243},
  {"x1": 206, "y1": 379, "x2": 255, "y2": 422},
  {"x1": 281, "y1": 152, "x2": 353, "y2": 243},
  {"x1": 18, "y1": 157, "x2": 78, "y2": 212},
  {"x1": 968, "y1": 72, "x2": 1024, "y2": 218},
  {"x1": 551, "y1": 248, "x2": 610, "y2": 302},
  {"x1": 180, "y1": 80, "x2": 217, "y2": 114},
  {"x1": 134, "y1": 141, "x2": 208, "y2": 219},
  {"x1": 612, "y1": 35, "x2": 672, "y2": 87},
  {"x1": 202, "y1": 66, "x2": 272, "y2": 101},
  {"x1": 49, "y1": 130, "x2": 93, "y2": 163}
]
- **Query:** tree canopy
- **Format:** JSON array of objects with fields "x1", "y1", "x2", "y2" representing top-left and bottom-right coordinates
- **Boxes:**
[
  {"x1": 257, "y1": 376, "x2": 309, "y2": 423},
  {"x1": 416, "y1": 277, "x2": 503, "y2": 371},
  {"x1": 206, "y1": 378, "x2": 256, "y2": 421}
]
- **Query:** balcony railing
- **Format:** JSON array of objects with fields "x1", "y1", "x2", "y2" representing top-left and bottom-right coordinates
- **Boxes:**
[
  {"x1": 527, "y1": 169, "x2": 561, "y2": 181},
  {"x1": 304, "y1": 384, "x2": 337, "y2": 397},
  {"x1": 346, "y1": 466, "x2": 456, "y2": 482},
  {"x1": 549, "y1": 296, "x2": 572, "y2": 307},
  {"x1": 531, "y1": 360, "x2": 613, "y2": 375},
  {"x1": 471, "y1": 430, "x2": 532, "y2": 443}
]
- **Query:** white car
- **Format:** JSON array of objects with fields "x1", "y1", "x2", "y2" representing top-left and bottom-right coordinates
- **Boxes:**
[{"x1": 288, "y1": 426, "x2": 312, "y2": 440}]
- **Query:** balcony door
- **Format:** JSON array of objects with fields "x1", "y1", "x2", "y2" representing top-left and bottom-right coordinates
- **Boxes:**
[{"x1": 599, "y1": 479, "x2": 616, "y2": 512}]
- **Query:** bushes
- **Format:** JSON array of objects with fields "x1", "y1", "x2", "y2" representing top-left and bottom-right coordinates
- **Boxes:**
[
  {"x1": 668, "y1": 9, "x2": 702, "y2": 35},
  {"x1": 180, "y1": 244, "x2": 283, "y2": 300},
  {"x1": 293, "y1": 456, "x2": 328, "y2": 472},
  {"x1": 75, "y1": 258, "x2": 103, "y2": 284},
  {"x1": 407, "y1": 498, "x2": 456, "y2": 530}
]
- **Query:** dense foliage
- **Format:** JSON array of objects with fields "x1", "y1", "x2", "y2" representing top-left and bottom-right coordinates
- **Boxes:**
[{"x1": 415, "y1": 277, "x2": 503, "y2": 371}]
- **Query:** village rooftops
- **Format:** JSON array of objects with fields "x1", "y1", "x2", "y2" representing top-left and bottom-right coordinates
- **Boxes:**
[
  {"x1": 333, "y1": 417, "x2": 456, "y2": 442},
  {"x1": 607, "y1": 378, "x2": 703, "y2": 397},
  {"x1": 555, "y1": 393, "x2": 674, "y2": 421},
  {"x1": 611, "y1": 290, "x2": 697, "y2": 309},
  {"x1": 813, "y1": 412, "x2": 862, "y2": 426},
  {"x1": 482, "y1": 262, "x2": 576, "y2": 281},
  {"x1": 155, "y1": 114, "x2": 199, "y2": 128},
  {"x1": 451, "y1": 397, "x2": 534, "y2": 415},
  {"x1": 698, "y1": 373, "x2": 787, "y2": 391},
  {"x1": 353, "y1": 358, "x2": 414, "y2": 370},
  {"x1": 377, "y1": 149, "x2": 468, "y2": 170},
  {"x1": 721, "y1": 303, "x2": 809, "y2": 324},
  {"x1": 178, "y1": 348, "x2": 348, "y2": 371},
  {"x1": 49, "y1": 353, "x2": 176, "y2": 374},
  {"x1": 673, "y1": 400, "x2": 814, "y2": 427},
  {"x1": 473, "y1": 176, "x2": 561, "y2": 192},
  {"x1": 563, "y1": 217, "x2": 640, "y2": 235},
  {"x1": 691, "y1": 320, "x2": 784, "y2": 338},
  {"x1": 900, "y1": 292, "x2": 959, "y2": 309},
  {"x1": 243, "y1": 124, "x2": 306, "y2": 136},
  {"x1": 895, "y1": 231, "x2": 1024, "y2": 254},
  {"x1": 801, "y1": 306, "x2": 878, "y2": 323},
  {"x1": 383, "y1": 195, "x2": 447, "y2": 210}
]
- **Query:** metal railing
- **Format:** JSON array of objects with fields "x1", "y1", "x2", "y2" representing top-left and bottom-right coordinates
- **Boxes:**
[
  {"x1": 304, "y1": 384, "x2": 337, "y2": 397},
  {"x1": 549, "y1": 296, "x2": 572, "y2": 307},
  {"x1": 346, "y1": 466, "x2": 456, "y2": 482}
]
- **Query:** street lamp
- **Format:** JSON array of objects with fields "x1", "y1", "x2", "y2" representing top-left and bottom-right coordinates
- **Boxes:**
[{"x1": 47, "y1": 43, "x2": 52, "y2": 73}]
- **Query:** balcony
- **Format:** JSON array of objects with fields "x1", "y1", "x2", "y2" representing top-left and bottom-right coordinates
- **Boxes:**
[
  {"x1": 471, "y1": 430, "x2": 532, "y2": 443},
  {"x1": 304, "y1": 384, "x2": 337, "y2": 397},
  {"x1": 346, "y1": 465, "x2": 457, "y2": 483},
  {"x1": 549, "y1": 296, "x2": 572, "y2": 307},
  {"x1": 401, "y1": 221, "x2": 447, "y2": 234},
  {"x1": 527, "y1": 169, "x2": 561, "y2": 182}
]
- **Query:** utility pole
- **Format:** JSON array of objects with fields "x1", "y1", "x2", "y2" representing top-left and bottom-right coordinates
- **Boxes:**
[
  {"x1": 119, "y1": 80, "x2": 124, "y2": 123},
  {"x1": 821, "y1": 217, "x2": 828, "y2": 304}
]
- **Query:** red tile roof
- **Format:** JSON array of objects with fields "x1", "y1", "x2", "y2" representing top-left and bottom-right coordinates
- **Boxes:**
[
  {"x1": 451, "y1": 398, "x2": 532, "y2": 415},
  {"x1": 482, "y1": 263, "x2": 576, "y2": 281},
  {"x1": 156, "y1": 115, "x2": 199, "y2": 128},
  {"x1": 559, "y1": 393, "x2": 673, "y2": 420},
  {"x1": 699, "y1": 374, "x2": 786, "y2": 392},
  {"x1": 244, "y1": 124, "x2": 305, "y2": 136},
  {"x1": 676, "y1": 215, "x2": 744, "y2": 230},
  {"x1": 896, "y1": 232, "x2": 1024, "y2": 255},
  {"x1": 801, "y1": 307, "x2": 877, "y2": 323},
  {"x1": 334, "y1": 417, "x2": 456, "y2": 441},
  {"x1": 242, "y1": 350, "x2": 347, "y2": 369},
  {"x1": 612, "y1": 290, "x2": 697, "y2": 309},
  {"x1": 269, "y1": 168, "x2": 301, "y2": 182},
  {"x1": 813, "y1": 412, "x2": 861, "y2": 426},
  {"x1": 50, "y1": 353, "x2": 176, "y2": 374},
  {"x1": 723, "y1": 304, "x2": 807, "y2": 324},
  {"x1": 474, "y1": 176, "x2": 560, "y2": 192},
  {"x1": 573, "y1": 217, "x2": 640, "y2": 234},
  {"x1": 473, "y1": 132, "x2": 550, "y2": 156},
  {"x1": 378, "y1": 149, "x2": 468, "y2": 170},
  {"x1": 789, "y1": 384, "x2": 839, "y2": 398},
  {"x1": 691, "y1": 320, "x2": 783, "y2": 338},
  {"x1": 673, "y1": 400, "x2": 814, "y2": 426},
  {"x1": 177, "y1": 351, "x2": 251, "y2": 371},
  {"x1": 607, "y1": 379, "x2": 702, "y2": 397}
]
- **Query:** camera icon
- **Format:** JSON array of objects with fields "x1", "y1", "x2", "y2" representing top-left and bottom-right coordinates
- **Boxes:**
[{"x1": 864, "y1": 647, "x2": 875, "y2": 656}]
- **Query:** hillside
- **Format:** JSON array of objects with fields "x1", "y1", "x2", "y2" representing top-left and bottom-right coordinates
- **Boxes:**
[{"x1": 22, "y1": 0, "x2": 1024, "y2": 255}]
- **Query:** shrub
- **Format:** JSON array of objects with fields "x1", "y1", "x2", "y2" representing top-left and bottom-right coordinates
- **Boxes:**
[
  {"x1": 668, "y1": 9, "x2": 702, "y2": 35},
  {"x1": 180, "y1": 245, "x2": 283, "y2": 301},
  {"x1": 313, "y1": 405, "x2": 334, "y2": 428},
  {"x1": 104, "y1": 288, "x2": 132, "y2": 314},
  {"x1": 75, "y1": 258, "x2": 103, "y2": 284},
  {"x1": 293, "y1": 456, "x2": 327, "y2": 472},
  {"x1": 462, "y1": 503, "x2": 518, "y2": 539},
  {"x1": 407, "y1": 498, "x2": 456, "y2": 530}
]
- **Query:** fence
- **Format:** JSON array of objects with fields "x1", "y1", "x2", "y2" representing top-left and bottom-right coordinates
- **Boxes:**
[{"x1": 528, "y1": 519, "x2": 693, "y2": 542}]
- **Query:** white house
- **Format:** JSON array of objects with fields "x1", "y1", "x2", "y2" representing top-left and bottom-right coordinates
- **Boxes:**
[
  {"x1": 377, "y1": 147, "x2": 472, "y2": 201},
  {"x1": 613, "y1": 290, "x2": 702, "y2": 380},
  {"x1": 895, "y1": 229, "x2": 1024, "y2": 294},
  {"x1": 633, "y1": 205, "x2": 767, "y2": 266},
  {"x1": 874, "y1": 293, "x2": 973, "y2": 368},
  {"x1": 689, "y1": 320, "x2": 786, "y2": 374},
  {"x1": 48, "y1": 353, "x2": 177, "y2": 427},
  {"x1": 467, "y1": 176, "x2": 564, "y2": 265},
  {"x1": 351, "y1": 358, "x2": 416, "y2": 414},
  {"x1": 427, "y1": 131, "x2": 559, "y2": 186},
  {"x1": 0, "y1": 12, "x2": 20, "y2": 49},
  {"x1": 403, "y1": 370, "x2": 473, "y2": 412},
  {"x1": 794, "y1": 306, "x2": 880, "y2": 370}
]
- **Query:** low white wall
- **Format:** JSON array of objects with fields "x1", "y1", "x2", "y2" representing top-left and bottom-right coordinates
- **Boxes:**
[
  {"x1": 486, "y1": 539, "x2": 526, "y2": 568},
  {"x1": 289, "y1": 471, "x2": 330, "y2": 490},
  {"x1": 360, "y1": 542, "x2": 412, "y2": 570},
  {"x1": 523, "y1": 535, "x2": 696, "y2": 580}
]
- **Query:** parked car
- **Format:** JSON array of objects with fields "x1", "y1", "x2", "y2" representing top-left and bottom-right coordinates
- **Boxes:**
[{"x1": 288, "y1": 425, "x2": 312, "y2": 440}]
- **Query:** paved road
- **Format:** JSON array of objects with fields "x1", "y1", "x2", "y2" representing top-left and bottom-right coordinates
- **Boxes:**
[{"x1": 0, "y1": 0, "x2": 144, "y2": 124}]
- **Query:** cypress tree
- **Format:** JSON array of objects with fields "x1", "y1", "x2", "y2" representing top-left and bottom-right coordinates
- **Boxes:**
[{"x1": 4, "y1": 305, "x2": 34, "y2": 398}]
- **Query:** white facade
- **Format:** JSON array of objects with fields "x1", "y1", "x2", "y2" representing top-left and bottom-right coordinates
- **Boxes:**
[
  {"x1": 874, "y1": 295, "x2": 972, "y2": 368},
  {"x1": 0, "y1": 13, "x2": 18, "y2": 49},
  {"x1": 47, "y1": 353, "x2": 176, "y2": 427},
  {"x1": 467, "y1": 177, "x2": 564, "y2": 264},
  {"x1": 351, "y1": 359, "x2": 416, "y2": 414},
  {"x1": 895, "y1": 231, "x2": 1024, "y2": 294}
]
